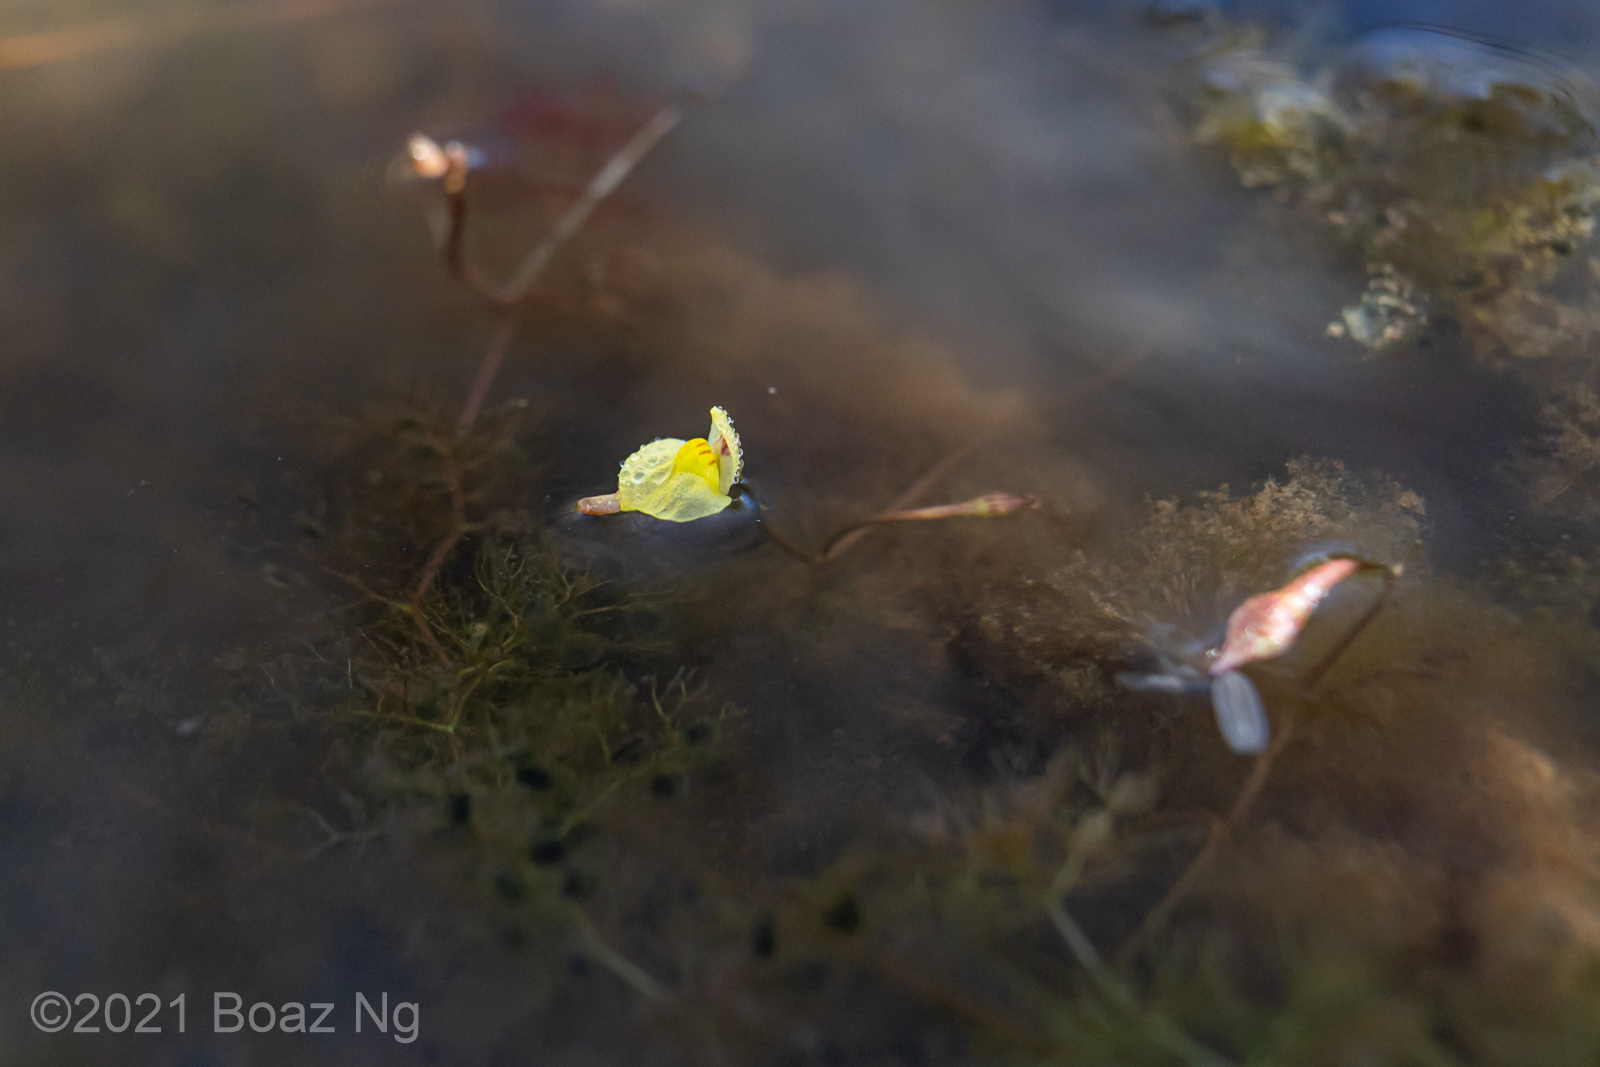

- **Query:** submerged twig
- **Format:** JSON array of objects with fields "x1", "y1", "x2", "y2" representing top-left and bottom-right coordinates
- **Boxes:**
[
  {"x1": 302, "y1": 806, "x2": 386, "y2": 862},
  {"x1": 458, "y1": 312, "x2": 521, "y2": 431},
  {"x1": 413, "y1": 458, "x2": 468, "y2": 603},
  {"x1": 1114, "y1": 715, "x2": 1297, "y2": 969},
  {"x1": 570, "y1": 905, "x2": 668, "y2": 1002},
  {"x1": 1048, "y1": 902, "x2": 1237, "y2": 1067},
  {"x1": 0, "y1": 0, "x2": 418, "y2": 74}
]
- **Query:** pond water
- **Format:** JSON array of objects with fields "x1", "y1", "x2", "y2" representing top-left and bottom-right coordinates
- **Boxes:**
[{"x1": 5, "y1": 2, "x2": 1600, "y2": 1065}]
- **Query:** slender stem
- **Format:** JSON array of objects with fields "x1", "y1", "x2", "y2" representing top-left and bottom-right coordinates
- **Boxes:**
[
  {"x1": 761, "y1": 488, "x2": 1032, "y2": 565},
  {"x1": 821, "y1": 448, "x2": 969, "y2": 562},
  {"x1": 407, "y1": 608, "x2": 446, "y2": 665},
  {"x1": 816, "y1": 494, "x2": 1035, "y2": 561},
  {"x1": 1114, "y1": 714, "x2": 1297, "y2": 969},
  {"x1": 459, "y1": 311, "x2": 520, "y2": 429},
  {"x1": 431, "y1": 104, "x2": 683, "y2": 426},
  {"x1": 866, "y1": 950, "x2": 1057, "y2": 1056},
  {"x1": 302, "y1": 806, "x2": 385, "y2": 861},
  {"x1": 758, "y1": 448, "x2": 982, "y2": 565},
  {"x1": 757, "y1": 516, "x2": 823, "y2": 565},
  {"x1": 559, "y1": 777, "x2": 625, "y2": 838},
  {"x1": 443, "y1": 186, "x2": 473, "y2": 290},
  {"x1": 1048, "y1": 902, "x2": 1237, "y2": 1067},
  {"x1": 437, "y1": 104, "x2": 682, "y2": 309},
  {"x1": 1300, "y1": 568, "x2": 1396, "y2": 690},
  {"x1": 1226, "y1": 712, "x2": 1295, "y2": 824},
  {"x1": 1048, "y1": 902, "x2": 1135, "y2": 1013},
  {"x1": 413, "y1": 457, "x2": 467, "y2": 603},
  {"x1": 570, "y1": 907, "x2": 668, "y2": 1002},
  {"x1": 501, "y1": 105, "x2": 682, "y2": 303},
  {"x1": 327, "y1": 567, "x2": 448, "y2": 664}
]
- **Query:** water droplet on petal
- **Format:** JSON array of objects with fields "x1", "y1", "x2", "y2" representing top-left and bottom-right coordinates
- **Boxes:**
[{"x1": 1211, "y1": 671, "x2": 1270, "y2": 755}]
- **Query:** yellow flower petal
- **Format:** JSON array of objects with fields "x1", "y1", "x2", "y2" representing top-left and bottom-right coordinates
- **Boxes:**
[
  {"x1": 708, "y1": 406, "x2": 742, "y2": 495},
  {"x1": 672, "y1": 438, "x2": 721, "y2": 494},
  {"x1": 617, "y1": 437, "x2": 682, "y2": 496},
  {"x1": 615, "y1": 435, "x2": 732, "y2": 522}
]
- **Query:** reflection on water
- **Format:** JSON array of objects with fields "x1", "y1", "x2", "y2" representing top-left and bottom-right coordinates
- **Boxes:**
[{"x1": 5, "y1": 1, "x2": 1600, "y2": 1065}]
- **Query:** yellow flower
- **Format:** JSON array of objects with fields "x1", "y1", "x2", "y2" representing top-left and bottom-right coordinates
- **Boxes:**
[{"x1": 582, "y1": 407, "x2": 743, "y2": 522}]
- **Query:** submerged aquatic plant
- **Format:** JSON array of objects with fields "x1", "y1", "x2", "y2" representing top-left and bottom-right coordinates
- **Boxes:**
[
  {"x1": 1324, "y1": 266, "x2": 1426, "y2": 348},
  {"x1": 299, "y1": 385, "x2": 752, "y2": 1003},
  {"x1": 1509, "y1": 379, "x2": 1600, "y2": 521},
  {"x1": 334, "y1": 529, "x2": 736, "y2": 996},
  {"x1": 1186, "y1": 26, "x2": 1600, "y2": 360},
  {"x1": 1191, "y1": 46, "x2": 1349, "y2": 188}
]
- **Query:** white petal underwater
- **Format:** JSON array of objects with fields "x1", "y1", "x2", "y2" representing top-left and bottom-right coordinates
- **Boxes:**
[{"x1": 1211, "y1": 670, "x2": 1270, "y2": 755}]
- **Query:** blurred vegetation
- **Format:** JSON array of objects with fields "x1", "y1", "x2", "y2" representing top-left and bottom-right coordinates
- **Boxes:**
[
  {"x1": 288, "y1": 392, "x2": 740, "y2": 1001},
  {"x1": 1184, "y1": 27, "x2": 1600, "y2": 362}
]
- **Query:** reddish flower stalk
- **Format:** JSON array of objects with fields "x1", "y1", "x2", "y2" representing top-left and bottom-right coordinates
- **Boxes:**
[
  {"x1": 407, "y1": 104, "x2": 684, "y2": 431},
  {"x1": 577, "y1": 493, "x2": 621, "y2": 516},
  {"x1": 863, "y1": 493, "x2": 1038, "y2": 523},
  {"x1": 811, "y1": 493, "x2": 1038, "y2": 563}
]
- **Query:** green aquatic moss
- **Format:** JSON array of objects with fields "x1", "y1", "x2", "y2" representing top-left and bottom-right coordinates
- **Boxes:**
[
  {"x1": 1509, "y1": 379, "x2": 1600, "y2": 522},
  {"x1": 1031, "y1": 457, "x2": 1427, "y2": 654},
  {"x1": 1187, "y1": 36, "x2": 1600, "y2": 360},
  {"x1": 288, "y1": 394, "x2": 745, "y2": 1004}
]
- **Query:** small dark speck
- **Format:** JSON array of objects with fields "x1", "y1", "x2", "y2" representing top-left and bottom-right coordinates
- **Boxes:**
[
  {"x1": 751, "y1": 915, "x2": 776, "y2": 958},
  {"x1": 825, "y1": 896, "x2": 861, "y2": 933},
  {"x1": 530, "y1": 838, "x2": 565, "y2": 865},
  {"x1": 561, "y1": 869, "x2": 595, "y2": 899},
  {"x1": 1433, "y1": 923, "x2": 1481, "y2": 971},
  {"x1": 516, "y1": 765, "x2": 553, "y2": 790},
  {"x1": 610, "y1": 732, "x2": 650, "y2": 764}
]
